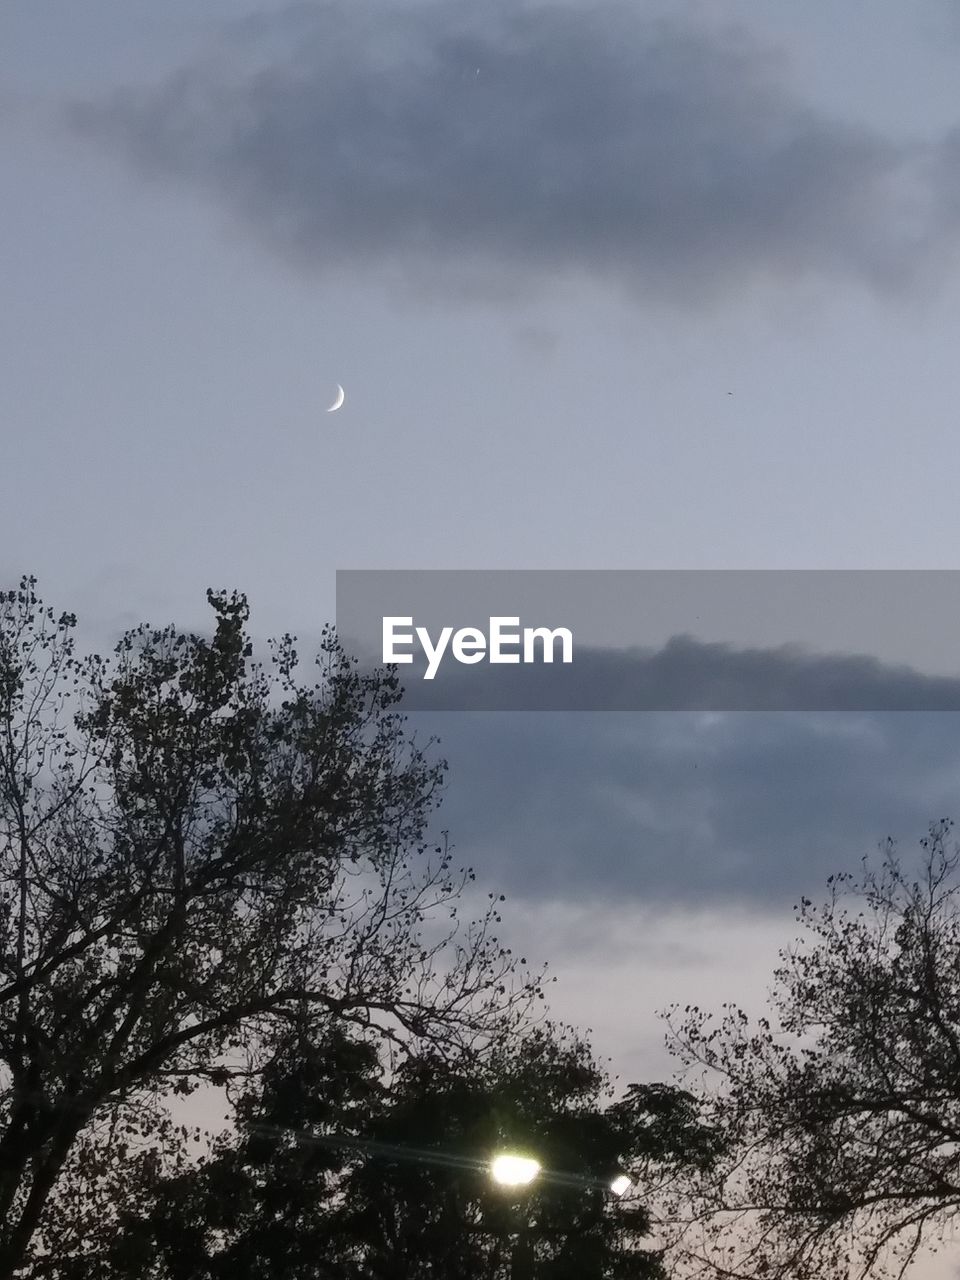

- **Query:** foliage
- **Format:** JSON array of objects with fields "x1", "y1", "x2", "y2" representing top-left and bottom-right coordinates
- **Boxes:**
[{"x1": 90, "y1": 1021, "x2": 714, "y2": 1280}]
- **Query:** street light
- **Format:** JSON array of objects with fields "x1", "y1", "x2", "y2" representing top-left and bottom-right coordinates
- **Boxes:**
[
  {"x1": 490, "y1": 1153, "x2": 541, "y2": 1187},
  {"x1": 488, "y1": 1153, "x2": 632, "y2": 1280},
  {"x1": 489, "y1": 1154, "x2": 541, "y2": 1280},
  {"x1": 489, "y1": 1152, "x2": 632, "y2": 1198}
]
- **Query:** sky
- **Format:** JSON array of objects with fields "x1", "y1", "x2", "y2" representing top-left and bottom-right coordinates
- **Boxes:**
[{"x1": 6, "y1": 2, "x2": 960, "y2": 1273}]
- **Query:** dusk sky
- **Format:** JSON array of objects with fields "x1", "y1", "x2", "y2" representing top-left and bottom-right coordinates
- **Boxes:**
[{"x1": 6, "y1": 4, "x2": 960, "y2": 1273}]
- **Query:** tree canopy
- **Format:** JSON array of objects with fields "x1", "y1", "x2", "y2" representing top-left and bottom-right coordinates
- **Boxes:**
[{"x1": 78, "y1": 1021, "x2": 714, "y2": 1280}]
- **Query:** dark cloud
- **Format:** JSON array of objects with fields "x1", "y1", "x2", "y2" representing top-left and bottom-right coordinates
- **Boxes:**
[
  {"x1": 412, "y1": 709, "x2": 960, "y2": 908},
  {"x1": 69, "y1": 0, "x2": 957, "y2": 302},
  {"x1": 394, "y1": 640, "x2": 960, "y2": 907},
  {"x1": 393, "y1": 635, "x2": 960, "y2": 711}
]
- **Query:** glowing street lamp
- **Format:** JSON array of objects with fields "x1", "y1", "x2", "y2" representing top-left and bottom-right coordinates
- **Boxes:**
[
  {"x1": 490, "y1": 1153, "x2": 541, "y2": 1187},
  {"x1": 609, "y1": 1173, "x2": 632, "y2": 1198}
]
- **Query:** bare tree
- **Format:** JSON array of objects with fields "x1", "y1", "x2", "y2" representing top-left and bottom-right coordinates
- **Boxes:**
[
  {"x1": 0, "y1": 577, "x2": 535, "y2": 1277},
  {"x1": 663, "y1": 819, "x2": 960, "y2": 1280}
]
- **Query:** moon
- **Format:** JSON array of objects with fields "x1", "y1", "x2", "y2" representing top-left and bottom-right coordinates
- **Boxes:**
[{"x1": 327, "y1": 384, "x2": 345, "y2": 413}]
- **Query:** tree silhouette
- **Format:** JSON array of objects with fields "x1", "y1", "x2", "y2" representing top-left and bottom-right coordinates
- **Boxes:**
[
  {"x1": 0, "y1": 577, "x2": 535, "y2": 1277},
  {"x1": 667, "y1": 819, "x2": 960, "y2": 1280},
  {"x1": 91, "y1": 1020, "x2": 714, "y2": 1279}
]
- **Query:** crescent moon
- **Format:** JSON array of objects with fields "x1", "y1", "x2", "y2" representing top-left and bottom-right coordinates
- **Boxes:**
[{"x1": 327, "y1": 384, "x2": 345, "y2": 413}]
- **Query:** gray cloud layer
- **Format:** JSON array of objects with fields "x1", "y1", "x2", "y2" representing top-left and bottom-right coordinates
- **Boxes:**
[
  {"x1": 416, "y1": 709, "x2": 960, "y2": 908},
  {"x1": 71, "y1": 0, "x2": 960, "y2": 302},
  {"x1": 394, "y1": 636, "x2": 960, "y2": 711},
  {"x1": 397, "y1": 638, "x2": 960, "y2": 906}
]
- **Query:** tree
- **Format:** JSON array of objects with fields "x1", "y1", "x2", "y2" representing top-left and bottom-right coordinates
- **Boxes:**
[
  {"x1": 0, "y1": 577, "x2": 535, "y2": 1277},
  {"x1": 665, "y1": 819, "x2": 960, "y2": 1280},
  {"x1": 89, "y1": 1020, "x2": 716, "y2": 1279}
]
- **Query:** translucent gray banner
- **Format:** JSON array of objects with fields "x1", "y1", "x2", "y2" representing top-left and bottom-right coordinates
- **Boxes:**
[{"x1": 335, "y1": 570, "x2": 960, "y2": 711}]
